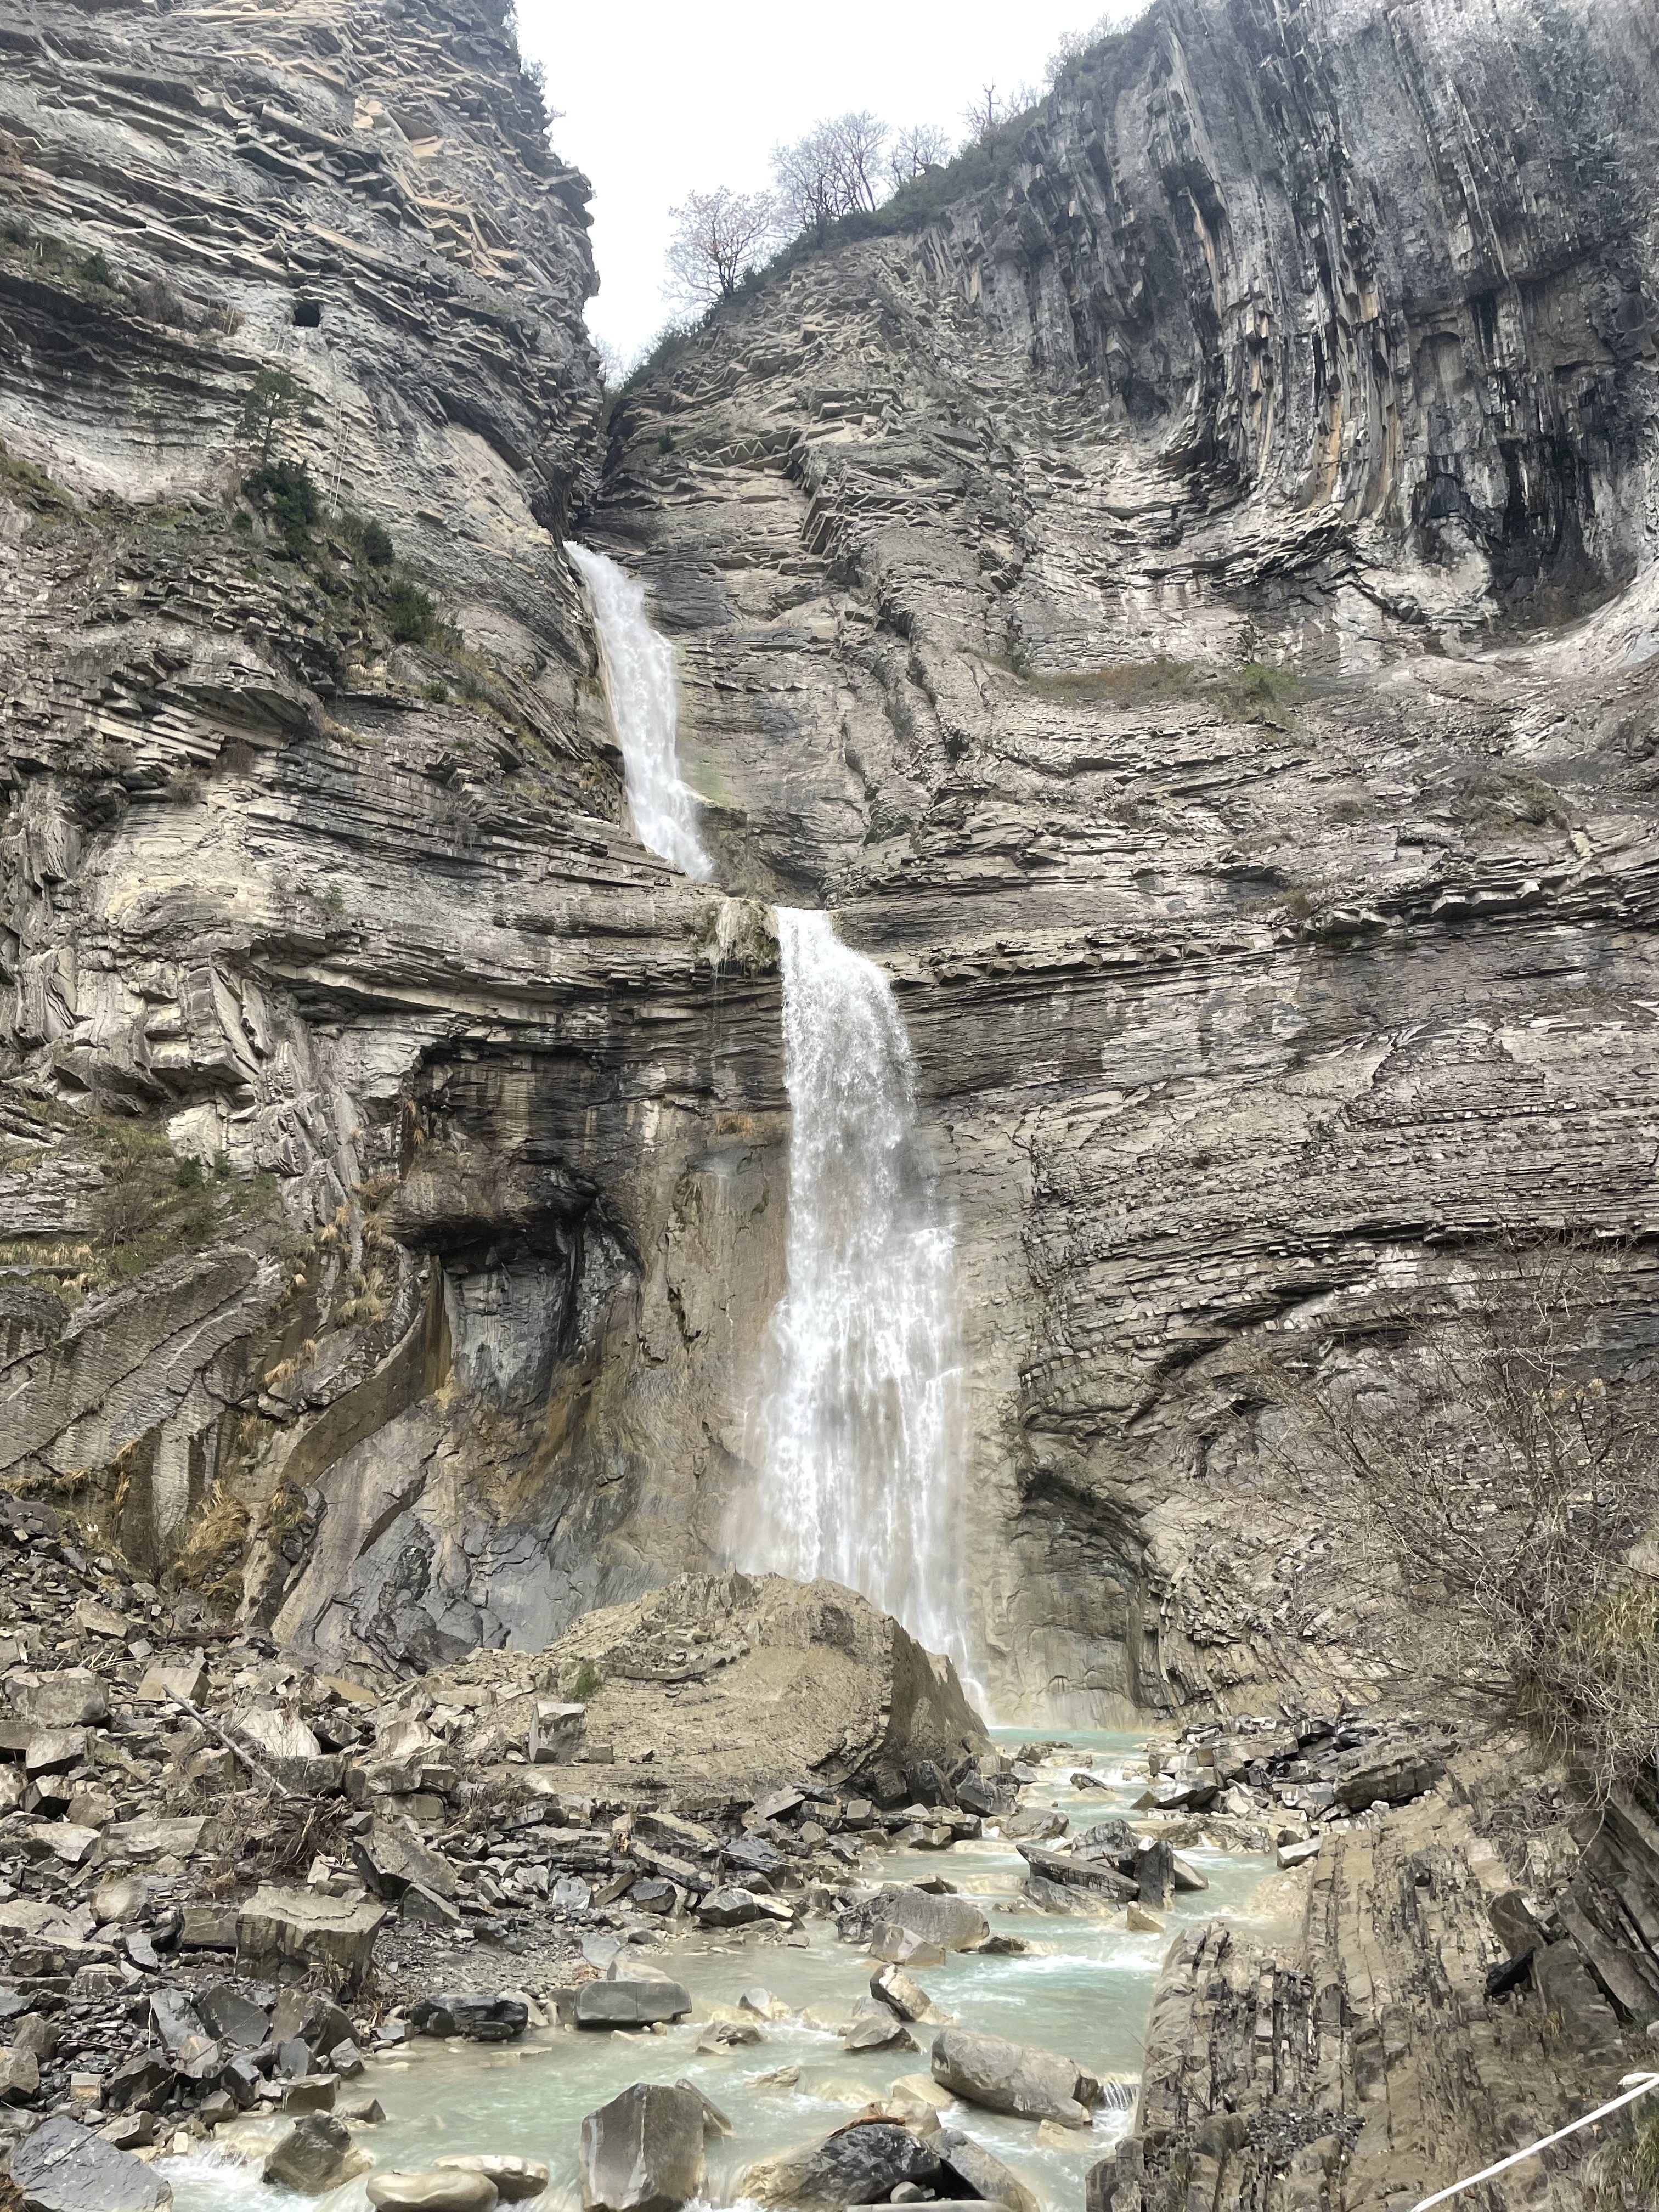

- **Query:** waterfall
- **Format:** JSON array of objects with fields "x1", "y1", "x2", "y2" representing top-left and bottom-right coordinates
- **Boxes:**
[
  {"x1": 568, "y1": 543, "x2": 713, "y2": 880},
  {"x1": 736, "y1": 907, "x2": 974, "y2": 1686}
]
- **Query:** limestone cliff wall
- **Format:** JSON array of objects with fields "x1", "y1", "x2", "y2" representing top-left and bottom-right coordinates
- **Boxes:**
[
  {"x1": 594, "y1": 0, "x2": 1659, "y2": 1716},
  {"x1": 3, "y1": 0, "x2": 1658, "y2": 1715},
  {"x1": 0, "y1": 0, "x2": 789, "y2": 1669}
]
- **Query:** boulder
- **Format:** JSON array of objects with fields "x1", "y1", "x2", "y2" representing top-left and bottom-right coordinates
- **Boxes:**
[
  {"x1": 409, "y1": 1994, "x2": 527, "y2": 2044},
  {"x1": 844, "y1": 2000, "x2": 917, "y2": 2053},
  {"x1": 134, "y1": 1661, "x2": 208, "y2": 1706},
  {"x1": 1135, "y1": 1840, "x2": 1175, "y2": 1911},
  {"x1": 931, "y1": 2028, "x2": 1097, "y2": 2126},
  {"x1": 505, "y1": 1571, "x2": 989, "y2": 1802},
  {"x1": 742, "y1": 2119, "x2": 939, "y2": 2206},
  {"x1": 24, "y1": 1729, "x2": 86, "y2": 1777},
  {"x1": 194, "y1": 1985, "x2": 271, "y2": 2049},
  {"x1": 870, "y1": 1887, "x2": 988, "y2": 1953},
  {"x1": 696, "y1": 1887, "x2": 762, "y2": 1928},
  {"x1": 574, "y1": 1979, "x2": 692, "y2": 2029},
  {"x1": 434, "y1": 2155, "x2": 550, "y2": 2202},
  {"x1": 1170, "y1": 1854, "x2": 1207, "y2": 1893},
  {"x1": 580, "y1": 2083, "x2": 706, "y2": 2212},
  {"x1": 3, "y1": 1671, "x2": 106, "y2": 1729},
  {"x1": 233, "y1": 1705, "x2": 323, "y2": 1762},
  {"x1": 0, "y1": 2046, "x2": 39, "y2": 2103},
  {"x1": 871, "y1": 1966, "x2": 940, "y2": 2023},
  {"x1": 1018, "y1": 1845, "x2": 1137, "y2": 1903},
  {"x1": 368, "y1": 2175, "x2": 499, "y2": 2212},
  {"x1": 1333, "y1": 1747, "x2": 1448, "y2": 1809},
  {"x1": 529, "y1": 1701, "x2": 586, "y2": 1762},
  {"x1": 263, "y1": 2112, "x2": 360, "y2": 2191},
  {"x1": 936, "y1": 2131, "x2": 1039, "y2": 2212},
  {"x1": 235, "y1": 1883, "x2": 384, "y2": 1993},
  {"x1": 9, "y1": 2114, "x2": 172, "y2": 2211},
  {"x1": 353, "y1": 1821, "x2": 458, "y2": 1903}
]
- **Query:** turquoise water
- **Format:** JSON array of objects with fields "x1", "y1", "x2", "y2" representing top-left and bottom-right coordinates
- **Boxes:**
[{"x1": 165, "y1": 1735, "x2": 1289, "y2": 2211}]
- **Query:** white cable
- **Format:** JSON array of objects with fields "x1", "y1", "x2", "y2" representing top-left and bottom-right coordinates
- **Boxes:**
[{"x1": 1412, "y1": 2071, "x2": 1659, "y2": 2212}]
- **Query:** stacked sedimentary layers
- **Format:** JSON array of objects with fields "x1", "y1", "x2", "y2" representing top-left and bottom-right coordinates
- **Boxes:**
[
  {"x1": 2, "y1": 0, "x2": 1658, "y2": 1726},
  {"x1": 593, "y1": 0, "x2": 1659, "y2": 1717}
]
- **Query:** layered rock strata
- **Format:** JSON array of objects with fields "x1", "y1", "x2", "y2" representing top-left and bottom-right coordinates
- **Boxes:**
[
  {"x1": 1093, "y1": 1740, "x2": 1659, "y2": 2212},
  {"x1": 595, "y1": 0, "x2": 1659, "y2": 1716},
  {"x1": 0, "y1": 0, "x2": 790, "y2": 1664},
  {"x1": 2, "y1": 0, "x2": 1658, "y2": 1725}
]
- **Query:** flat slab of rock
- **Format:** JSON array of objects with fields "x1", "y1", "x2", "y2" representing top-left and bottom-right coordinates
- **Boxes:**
[
  {"x1": 1019, "y1": 1844, "x2": 1137, "y2": 1901},
  {"x1": 434, "y1": 2154, "x2": 550, "y2": 2201},
  {"x1": 368, "y1": 2173, "x2": 499, "y2": 2211},
  {"x1": 580, "y1": 2083, "x2": 706, "y2": 2212},
  {"x1": 10, "y1": 2114, "x2": 172, "y2": 2210},
  {"x1": 931, "y1": 2027, "x2": 1097, "y2": 2126},
  {"x1": 574, "y1": 1979, "x2": 692, "y2": 2029}
]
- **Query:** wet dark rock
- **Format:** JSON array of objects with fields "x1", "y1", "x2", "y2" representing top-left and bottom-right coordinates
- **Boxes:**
[
  {"x1": 263, "y1": 2112, "x2": 358, "y2": 2192},
  {"x1": 409, "y1": 1994, "x2": 527, "y2": 2044},
  {"x1": 743, "y1": 2119, "x2": 940, "y2": 2207},
  {"x1": 580, "y1": 2083, "x2": 707, "y2": 2212},
  {"x1": 10, "y1": 2114, "x2": 173, "y2": 2211}
]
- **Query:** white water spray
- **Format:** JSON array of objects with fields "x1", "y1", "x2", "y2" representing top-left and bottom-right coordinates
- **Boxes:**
[
  {"x1": 568, "y1": 543, "x2": 712, "y2": 879},
  {"x1": 736, "y1": 907, "x2": 975, "y2": 1687}
]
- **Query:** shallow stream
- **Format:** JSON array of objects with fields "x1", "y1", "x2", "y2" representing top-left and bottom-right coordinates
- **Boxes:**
[{"x1": 167, "y1": 1734, "x2": 1288, "y2": 2211}]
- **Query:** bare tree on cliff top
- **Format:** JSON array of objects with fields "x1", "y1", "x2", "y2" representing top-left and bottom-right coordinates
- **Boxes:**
[
  {"x1": 1246, "y1": 1234, "x2": 1659, "y2": 1802},
  {"x1": 664, "y1": 187, "x2": 780, "y2": 310},
  {"x1": 773, "y1": 112, "x2": 889, "y2": 242},
  {"x1": 887, "y1": 122, "x2": 951, "y2": 193}
]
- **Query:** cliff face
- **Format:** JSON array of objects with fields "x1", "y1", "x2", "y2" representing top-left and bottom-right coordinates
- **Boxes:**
[
  {"x1": 3, "y1": 0, "x2": 1658, "y2": 1719},
  {"x1": 0, "y1": 0, "x2": 789, "y2": 1669},
  {"x1": 594, "y1": 0, "x2": 1659, "y2": 1715}
]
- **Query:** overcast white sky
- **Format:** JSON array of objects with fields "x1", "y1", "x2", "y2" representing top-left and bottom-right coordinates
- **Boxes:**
[{"x1": 515, "y1": 1, "x2": 1139, "y2": 365}]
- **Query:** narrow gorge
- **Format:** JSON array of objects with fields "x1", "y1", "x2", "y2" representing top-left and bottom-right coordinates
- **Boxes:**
[{"x1": 3, "y1": 0, "x2": 1659, "y2": 2206}]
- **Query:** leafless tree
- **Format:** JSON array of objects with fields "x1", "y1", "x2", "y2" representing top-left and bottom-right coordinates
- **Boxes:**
[
  {"x1": 961, "y1": 82, "x2": 1039, "y2": 142},
  {"x1": 1244, "y1": 1234, "x2": 1659, "y2": 1802},
  {"x1": 663, "y1": 187, "x2": 780, "y2": 310},
  {"x1": 773, "y1": 112, "x2": 889, "y2": 241},
  {"x1": 887, "y1": 122, "x2": 952, "y2": 193}
]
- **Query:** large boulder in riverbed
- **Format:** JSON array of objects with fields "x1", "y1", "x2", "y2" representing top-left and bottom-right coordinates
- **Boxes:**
[
  {"x1": 9, "y1": 2115, "x2": 172, "y2": 2211},
  {"x1": 870, "y1": 1886, "x2": 989, "y2": 1955},
  {"x1": 263, "y1": 2113, "x2": 363, "y2": 2191},
  {"x1": 398, "y1": 1571, "x2": 988, "y2": 1801},
  {"x1": 580, "y1": 2084, "x2": 706, "y2": 2212},
  {"x1": 741, "y1": 2119, "x2": 940, "y2": 2207},
  {"x1": 931, "y1": 2027, "x2": 1100, "y2": 2126}
]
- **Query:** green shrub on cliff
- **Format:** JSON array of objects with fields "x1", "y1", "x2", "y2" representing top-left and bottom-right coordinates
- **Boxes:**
[{"x1": 242, "y1": 460, "x2": 320, "y2": 559}]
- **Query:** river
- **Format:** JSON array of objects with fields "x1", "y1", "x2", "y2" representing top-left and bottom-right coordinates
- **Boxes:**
[{"x1": 167, "y1": 1733, "x2": 1288, "y2": 2211}]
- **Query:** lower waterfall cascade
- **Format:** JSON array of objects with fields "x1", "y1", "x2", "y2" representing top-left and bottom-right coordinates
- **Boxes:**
[{"x1": 733, "y1": 906, "x2": 977, "y2": 1692}]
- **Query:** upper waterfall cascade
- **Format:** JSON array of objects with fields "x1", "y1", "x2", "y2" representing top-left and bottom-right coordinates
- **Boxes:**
[
  {"x1": 736, "y1": 907, "x2": 975, "y2": 1689},
  {"x1": 569, "y1": 543, "x2": 713, "y2": 880}
]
